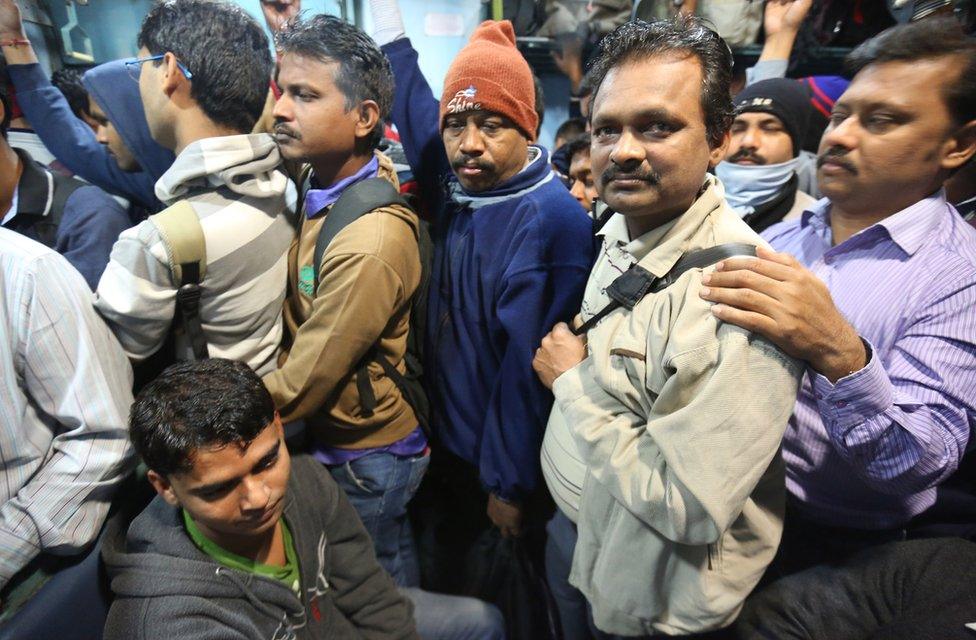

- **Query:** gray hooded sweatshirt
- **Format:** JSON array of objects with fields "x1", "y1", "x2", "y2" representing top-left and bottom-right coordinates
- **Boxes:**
[{"x1": 102, "y1": 455, "x2": 418, "y2": 640}]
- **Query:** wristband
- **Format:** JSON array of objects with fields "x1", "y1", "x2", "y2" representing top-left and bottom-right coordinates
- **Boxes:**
[{"x1": 0, "y1": 39, "x2": 30, "y2": 48}]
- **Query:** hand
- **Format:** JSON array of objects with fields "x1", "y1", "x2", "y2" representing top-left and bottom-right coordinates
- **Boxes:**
[
  {"x1": 260, "y1": 0, "x2": 300, "y2": 35},
  {"x1": 487, "y1": 493, "x2": 523, "y2": 539},
  {"x1": 698, "y1": 245, "x2": 866, "y2": 383},
  {"x1": 533, "y1": 322, "x2": 587, "y2": 389},
  {"x1": 0, "y1": 0, "x2": 26, "y2": 40},
  {"x1": 763, "y1": 0, "x2": 814, "y2": 38},
  {"x1": 551, "y1": 34, "x2": 583, "y2": 92}
]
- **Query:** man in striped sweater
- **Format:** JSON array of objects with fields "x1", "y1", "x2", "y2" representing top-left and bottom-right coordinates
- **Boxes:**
[{"x1": 94, "y1": 0, "x2": 294, "y2": 376}]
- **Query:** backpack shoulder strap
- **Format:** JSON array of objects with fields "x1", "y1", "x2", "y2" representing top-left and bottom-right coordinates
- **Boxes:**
[
  {"x1": 149, "y1": 200, "x2": 207, "y2": 287},
  {"x1": 574, "y1": 242, "x2": 757, "y2": 335},
  {"x1": 313, "y1": 177, "x2": 409, "y2": 288},
  {"x1": 148, "y1": 200, "x2": 209, "y2": 360}
]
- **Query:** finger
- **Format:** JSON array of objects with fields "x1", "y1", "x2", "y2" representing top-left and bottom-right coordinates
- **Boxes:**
[
  {"x1": 699, "y1": 284, "x2": 781, "y2": 317},
  {"x1": 756, "y1": 245, "x2": 798, "y2": 267},
  {"x1": 709, "y1": 304, "x2": 781, "y2": 337},
  {"x1": 713, "y1": 255, "x2": 795, "y2": 282},
  {"x1": 702, "y1": 268, "x2": 783, "y2": 298},
  {"x1": 552, "y1": 322, "x2": 573, "y2": 337}
]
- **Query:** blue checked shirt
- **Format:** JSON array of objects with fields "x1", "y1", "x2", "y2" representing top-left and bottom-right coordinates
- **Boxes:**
[{"x1": 0, "y1": 228, "x2": 135, "y2": 588}]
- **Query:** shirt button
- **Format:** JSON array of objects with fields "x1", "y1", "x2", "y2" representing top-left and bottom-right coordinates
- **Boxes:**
[{"x1": 835, "y1": 401, "x2": 847, "y2": 408}]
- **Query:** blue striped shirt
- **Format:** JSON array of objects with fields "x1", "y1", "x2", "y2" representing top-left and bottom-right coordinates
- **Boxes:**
[
  {"x1": 0, "y1": 229, "x2": 134, "y2": 587},
  {"x1": 763, "y1": 191, "x2": 976, "y2": 529}
]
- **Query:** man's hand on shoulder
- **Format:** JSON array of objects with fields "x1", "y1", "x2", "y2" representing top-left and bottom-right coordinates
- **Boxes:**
[
  {"x1": 699, "y1": 245, "x2": 866, "y2": 383},
  {"x1": 533, "y1": 322, "x2": 587, "y2": 390}
]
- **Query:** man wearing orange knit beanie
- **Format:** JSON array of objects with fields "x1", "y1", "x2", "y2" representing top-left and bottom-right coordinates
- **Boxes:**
[{"x1": 370, "y1": 0, "x2": 594, "y2": 597}]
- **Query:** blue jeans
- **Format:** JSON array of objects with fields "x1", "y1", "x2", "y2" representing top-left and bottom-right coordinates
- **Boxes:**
[
  {"x1": 329, "y1": 451, "x2": 429, "y2": 587},
  {"x1": 402, "y1": 587, "x2": 506, "y2": 640}
]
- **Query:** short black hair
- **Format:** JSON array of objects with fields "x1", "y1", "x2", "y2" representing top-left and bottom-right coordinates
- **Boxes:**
[
  {"x1": 275, "y1": 14, "x2": 394, "y2": 150},
  {"x1": 533, "y1": 72, "x2": 545, "y2": 136},
  {"x1": 586, "y1": 15, "x2": 734, "y2": 147},
  {"x1": 846, "y1": 17, "x2": 976, "y2": 127},
  {"x1": 51, "y1": 67, "x2": 93, "y2": 122},
  {"x1": 563, "y1": 132, "x2": 591, "y2": 164},
  {"x1": 555, "y1": 117, "x2": 586, "y2": 146},
  {"x1": 129, "y1": 359, "x2": 276, "y2": 477},
  {"x1": 138, "y1": 0, "x2": 273, "y2": 133}
]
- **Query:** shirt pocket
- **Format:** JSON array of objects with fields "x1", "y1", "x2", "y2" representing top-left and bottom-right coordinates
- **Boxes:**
[{"x1": 606, "y1": 331, "x2": 650, "y2": 416}]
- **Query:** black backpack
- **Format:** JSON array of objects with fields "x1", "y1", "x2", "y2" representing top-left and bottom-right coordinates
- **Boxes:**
[{"x1": 307, "y1": 176, "x2": 433, "y2": 434}]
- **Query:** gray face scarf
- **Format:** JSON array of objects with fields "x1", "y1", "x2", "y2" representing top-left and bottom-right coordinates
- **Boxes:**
[{"x1": 715, "y1": 157, "x2": 800, "y2": 217}]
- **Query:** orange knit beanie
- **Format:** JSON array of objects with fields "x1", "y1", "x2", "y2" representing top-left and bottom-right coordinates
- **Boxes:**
[{"x1": 439, "y1": 20, "x2": 538, "y2": 141}]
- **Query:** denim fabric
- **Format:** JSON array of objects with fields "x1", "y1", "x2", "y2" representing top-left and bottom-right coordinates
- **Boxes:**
[
  {"x1": 329, "y1": 451, "x2": 429, "y2": 586},
  {"x1": 401, "y1": 587, "x2": 506, "y2": 640}
]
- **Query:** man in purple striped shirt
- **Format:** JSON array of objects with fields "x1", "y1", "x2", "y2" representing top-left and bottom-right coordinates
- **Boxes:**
[{"x1": 701, "y1": 16, "x2": 976, "y2": 576}]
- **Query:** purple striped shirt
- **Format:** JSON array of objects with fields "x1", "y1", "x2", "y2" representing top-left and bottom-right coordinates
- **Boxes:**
[{"x1": 762, "y1": 190, "x2": 976, "y2": 529}]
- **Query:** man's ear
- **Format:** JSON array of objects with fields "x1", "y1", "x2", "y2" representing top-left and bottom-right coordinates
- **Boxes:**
[
  {"x1": 942, "y1": 119, "x2": 976, "y2": 172},
  {"x1": 354, "y1": 100, "x2": 381, "y2": 142},
  {"x1": 708, "y1": 130, "x2": 731, "y2": 169},
  {"x1": 160, "y1": 52, "x2": 185, "y2": 98},
  {"x1": 147, "y1": 469, "x2": 181, "y2": 507}
]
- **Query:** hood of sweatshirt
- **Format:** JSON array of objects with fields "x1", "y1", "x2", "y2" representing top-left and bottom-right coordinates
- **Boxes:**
[
  {"x1": 103, "y1": 494, "x2": 305, "y2": 622},
  {"x1": 82, "y1": 59, "x2": 176, "y2": 183},
  {"x1": 155, "y1": 133, "x2": 291, "y2": 205}
]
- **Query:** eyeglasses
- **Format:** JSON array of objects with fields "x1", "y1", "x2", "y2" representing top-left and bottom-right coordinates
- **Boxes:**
[{"x1": 124, "y1": 54, "x2": 193, "y2": 83}]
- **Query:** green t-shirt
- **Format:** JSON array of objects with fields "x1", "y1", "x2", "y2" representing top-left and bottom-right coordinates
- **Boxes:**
[{"x1": 183, "y1": 510, "x2": 301, "y2": 596}]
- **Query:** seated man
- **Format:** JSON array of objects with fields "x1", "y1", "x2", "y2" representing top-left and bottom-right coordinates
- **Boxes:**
[
  {"x1": 715, "y1": 78, "x2": 817, "y2": 233},
  {"x1": 534, "y1": 16, "x2": 801, "y2": 638},
  {"x1": 94, "y1": 0, "x2": 294, "y2": 374},
  {"x1": 0, "y1": 227, "x2": 134, "y2": 610},
  {"x1": 1, "y1": 0, "x2": 174, "y2": 212},
  {"x1": 700, "y1": 14, "x2": 976, "y2": 598},
  {"x1": 0, "y1": 84, "x2": 129, "y2": 289},
  {"x1": 103, "y1": 359, "x2": 417, "y2": 639}
]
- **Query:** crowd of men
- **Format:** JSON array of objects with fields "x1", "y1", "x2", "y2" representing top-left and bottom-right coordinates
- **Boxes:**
[{"x1": 1, "y1": 0, "x2": 975, "y2": 638}]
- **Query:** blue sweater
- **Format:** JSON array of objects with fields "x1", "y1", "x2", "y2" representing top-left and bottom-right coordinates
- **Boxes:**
[
  {"x1": 384, "y1": 38, "x2": 594, "y2": 499},
  {"x1": 9, "y1": 61, "x2": 174, "y2": 211}
]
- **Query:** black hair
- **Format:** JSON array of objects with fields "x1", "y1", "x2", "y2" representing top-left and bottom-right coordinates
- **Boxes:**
[
  {"x1": 129, "y1": 359, "x2": 276, "y2": 477},
  {"x1": 51, "y1": 67, "x2": 93, "y2": 122},
  {"x1": 138, "y1": 0, "x2": 273, "y2": 133},
  {"x1": 585, "y1": 15, "x2": 734, "y2": 147},
  {"x1": 275, "y1": 14, "x2": 394, "y2": 151},
  {"x1": 533, "y1": 72, "x2": 545, "y2": 136},
  {"x1": 846, "y1": 17, "x2": 976, "y2": 127},
  {"x1": 555, "y1": 117, "x2": 587, "y2": 146},
  {"x1": 563, "y1": 132, "x2": 591, "y2": 164}
]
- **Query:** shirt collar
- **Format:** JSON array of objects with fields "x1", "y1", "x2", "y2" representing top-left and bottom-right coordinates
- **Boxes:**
[
  {"x1": 800, "y1": 190, "x2": 948, "y2": 256},
  {"x1": 597, "y1": 174, "x2": 724, "y2": 277},
  {"x1": 304, "y1": 155, "x2": 381, "y2": 219}
]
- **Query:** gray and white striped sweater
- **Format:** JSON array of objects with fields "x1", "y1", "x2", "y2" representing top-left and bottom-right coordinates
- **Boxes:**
[{"x1": 95, "y1": 133, "x2": 296, "y2": 375}]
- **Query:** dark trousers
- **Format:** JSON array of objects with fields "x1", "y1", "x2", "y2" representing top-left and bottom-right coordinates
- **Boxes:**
[{"x1": 736, "y1": 537, "x2": 976, "y2": 640}]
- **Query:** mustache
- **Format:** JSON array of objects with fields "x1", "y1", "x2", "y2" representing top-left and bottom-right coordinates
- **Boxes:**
[
  {"x1": 817, "y1": 147, "x2": 857, "y2": 174},
  {"x1": 601, "y1": 165, "x2": 661, "y2": 186},
  {"x1": 728, "y1": 148, "x2": 768, "y2": 165},
  {"x1": 451, "y1": 157, "x2": 495, "y2": 173},
  {"x1": 272, "y1": 122, "x2": 301, "y2": 140}
]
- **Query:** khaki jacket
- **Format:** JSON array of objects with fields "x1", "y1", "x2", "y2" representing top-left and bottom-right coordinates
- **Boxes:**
[
  {"x1": 551, "y1": 176, "x2": 801, "y2": 635},
  {"x1": 263, "y1": 153, "x2": 421, "y2": 449}
]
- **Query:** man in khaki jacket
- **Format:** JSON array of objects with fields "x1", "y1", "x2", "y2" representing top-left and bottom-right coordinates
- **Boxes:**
[
  {"x1": 533, "y1": 16, "x2": 802, "y2": 638},
  {"x1": 261, "y1": 14, "x2": 425, "y2": 585}
]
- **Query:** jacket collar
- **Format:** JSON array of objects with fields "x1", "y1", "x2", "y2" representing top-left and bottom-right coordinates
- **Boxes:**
[
  {"x1": 11, "y1": 147, "x2": 54, "y2": 221},
  {"x1": 598, "y1": 175, "x2": 726, "y2": 278},
  {"x1": 448, "y1": 145, "x2": 555, "y2": 210}
]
